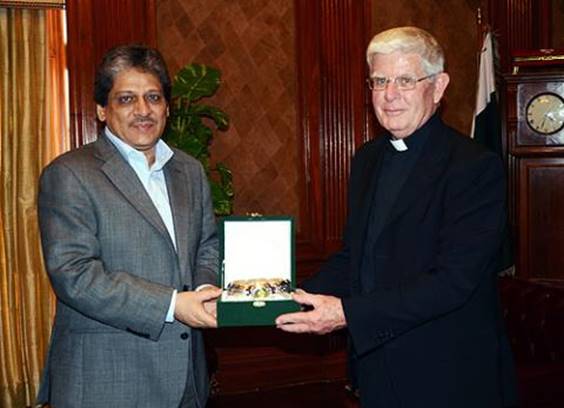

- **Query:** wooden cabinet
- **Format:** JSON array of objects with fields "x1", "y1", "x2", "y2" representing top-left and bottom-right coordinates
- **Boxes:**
[
  {"x1": 517, "y1": 157, "x2": 564, "y2": 278},
  {"x1": 504, "y1": 73, "x2": 564, "y2": 278}
]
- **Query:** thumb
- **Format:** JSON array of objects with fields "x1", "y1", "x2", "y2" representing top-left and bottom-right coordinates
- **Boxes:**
[
  {"x1": 292, "y1": 291, "x2": 316, "y2": 306},
  {"x1": 197, "y1": 287, "x2": 222, "y2": 301}
]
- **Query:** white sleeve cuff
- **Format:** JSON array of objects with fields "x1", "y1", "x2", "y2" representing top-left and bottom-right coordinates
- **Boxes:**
[{"x1": 165, "y1": 289, "x2": 177, "y2": 323}]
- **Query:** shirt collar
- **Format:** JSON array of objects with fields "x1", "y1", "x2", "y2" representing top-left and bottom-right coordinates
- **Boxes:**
[
  {"x1": 104, "y1": 127, "x2": 174, "y2": 171},
  {"x1": 389, "y1": 138, "x2": 408, "y2": 151},
  {"x1": 387, "y1": 112, "x2": 439, "y2": 152}
]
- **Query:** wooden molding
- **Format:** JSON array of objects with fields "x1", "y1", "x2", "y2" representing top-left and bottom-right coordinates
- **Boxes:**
[
  {"x1": 295, "y1": 0, "x2": 372, "y2": 278},
  {"x1": 485, "y1": 0, "x2": 555, "y2": 73}
]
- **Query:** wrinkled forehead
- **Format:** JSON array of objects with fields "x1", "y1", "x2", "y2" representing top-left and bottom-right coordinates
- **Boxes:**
[{"x1": 369, "y1": 52, "x2": 425, "y2": 76}]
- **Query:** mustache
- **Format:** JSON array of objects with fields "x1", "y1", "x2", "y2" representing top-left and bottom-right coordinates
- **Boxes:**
[{"x1": 131, "y1": 117, "x2": 156, "y2": 126}]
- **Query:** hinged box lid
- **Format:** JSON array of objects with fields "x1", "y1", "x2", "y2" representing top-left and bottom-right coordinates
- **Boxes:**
[
  {"x1": 220, "y1": 216, "x2": 294, "y2": 290},
  {"x1": 217, "y1": 215, "x2": 300, "y2": 326}
]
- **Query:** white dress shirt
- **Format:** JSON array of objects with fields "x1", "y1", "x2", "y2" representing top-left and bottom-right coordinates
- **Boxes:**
[{"x1": 105, "y1": 128, "x2": 178, "y2": 322}]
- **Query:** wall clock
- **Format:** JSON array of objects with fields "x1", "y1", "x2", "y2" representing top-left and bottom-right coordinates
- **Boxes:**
[
  {"x1": 513, "y1": 74, "x2": 564, "y2": 146},
  {"x1": 525, "y1": 92, "x2": 564, "y2": 135}
]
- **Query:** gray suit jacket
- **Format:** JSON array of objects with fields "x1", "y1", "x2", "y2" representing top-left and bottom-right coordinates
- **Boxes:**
[{"x1": 37, "y1": 135, "x2": 218, "y2": 407}]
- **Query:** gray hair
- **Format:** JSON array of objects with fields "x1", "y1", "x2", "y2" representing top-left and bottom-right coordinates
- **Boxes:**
[
  {"x1": 94, "y1": 44, "x2": 172, "y2": 107},
  {"x1": 366, "y1": 26, "x2": 445, "y2": 75}
]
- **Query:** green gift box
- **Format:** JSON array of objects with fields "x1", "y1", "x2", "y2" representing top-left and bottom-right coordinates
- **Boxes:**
[{"x1": 217, "y1": 215, "x2": 300, "y2": 327}]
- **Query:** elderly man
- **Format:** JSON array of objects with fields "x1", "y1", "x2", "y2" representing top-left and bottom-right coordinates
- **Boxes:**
[
  {"x1": 277, "y1": 27, "x2": 518, "y2": 407},
  {"x1": 37, "y1": 45, "x2": 221, "y2": 407}
]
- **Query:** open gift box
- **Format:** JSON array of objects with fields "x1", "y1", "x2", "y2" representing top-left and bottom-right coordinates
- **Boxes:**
[{"x1": 217, "y1": 216, "x2": 300, "y2": 327}]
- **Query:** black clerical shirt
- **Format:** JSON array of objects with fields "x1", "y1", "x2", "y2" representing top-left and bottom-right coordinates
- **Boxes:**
[{"x1": 360, "y1": 114, "x2": 438, "y2": 293}]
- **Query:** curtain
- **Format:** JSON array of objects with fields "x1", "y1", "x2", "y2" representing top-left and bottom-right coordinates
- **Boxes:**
[
  {"x1": 0, "y1": 7, "x2": 69, "y2": 407},
  {"x1": 0, "y1": 1, "x2": 64, "y2": 8}
]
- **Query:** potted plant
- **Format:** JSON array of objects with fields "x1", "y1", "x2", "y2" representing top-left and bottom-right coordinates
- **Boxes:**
[{"x1": 164, "y1": 63, "x2": 233, "y2": 216}]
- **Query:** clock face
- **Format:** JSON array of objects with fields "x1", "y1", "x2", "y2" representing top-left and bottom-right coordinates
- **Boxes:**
[{"x1": 526, "y1": 92, "x2": 564, "y2": 135}]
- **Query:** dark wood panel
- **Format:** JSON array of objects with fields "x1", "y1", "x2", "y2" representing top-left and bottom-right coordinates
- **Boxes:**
[
  {"x1": 66, "y1": 0, "x2": 157, "y2": 147},
  {"x1": 208, "y1": 379, "x2": 359, "y2": 407},
  {"x1": 318, "y1": 0, "x2": 370, "y2": 248},
  {"x1": 295, "y1": 0, "x2": 372, "y2": 268},
  {"x1": 485, "y1": 0, "x2": 554, "y2": 73},
  {"x1": 294, "y1": 0, "x2": 324, "y2": 264},
  {"x1": 518, "y1": 158, "x2": 564, "y2": 279},
  {"x1": 208, "y1": 328, "x2": 348, "y2": 394}
]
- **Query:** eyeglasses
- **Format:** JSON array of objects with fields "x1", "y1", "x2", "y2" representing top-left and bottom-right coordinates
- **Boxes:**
[{"x1": 366, "y1": 73, "x2": 439, "y2": 91}]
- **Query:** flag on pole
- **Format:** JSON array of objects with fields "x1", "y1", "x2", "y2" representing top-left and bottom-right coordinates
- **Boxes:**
[
  {"x1": 471, "y1": 31, "x2": 514, "y2": 274},
  {"x1": 471, "y1": 31, "x2": 502, "y2": 155}
]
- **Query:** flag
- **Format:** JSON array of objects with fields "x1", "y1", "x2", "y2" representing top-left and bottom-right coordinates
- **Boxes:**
[
  {"x1": 471, "y1": 32, "x2": 502, "y2": 155},
  {"x1": 471, "y1": 31, "x2": 514, "y2": 274}
]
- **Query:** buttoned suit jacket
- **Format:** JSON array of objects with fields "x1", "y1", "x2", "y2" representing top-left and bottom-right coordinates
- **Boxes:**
[
  {"x1": 302, "y1": 117, "x2": 518, "y2": 407},
  {"x1": 37, "y1": 134, "x2": 218, "y2": 407}
]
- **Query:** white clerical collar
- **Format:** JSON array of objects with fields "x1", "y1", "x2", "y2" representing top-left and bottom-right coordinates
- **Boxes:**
[{"x1": 389, "y1": 138, "x2": 408, "y2": 151}]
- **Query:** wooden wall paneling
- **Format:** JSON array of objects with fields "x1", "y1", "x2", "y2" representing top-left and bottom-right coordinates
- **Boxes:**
[
  {"x1": 318, "y1": 0, "x2": 371, "y2": 255},
  {"x1": 293, "y1": 0, "x2": 323, "y2": 266},
  {"x1": 65, "y1": 0, "x2": 95, "y2": 148},
  {"x1": 501, "y1": 78, "x2": 516, "y2": 249},
  {"x1": 485, "y1": 0, "x2": 554, "y2": 73},
  {"x1": 509, "y1": 0, "x2": 534, "y2": 49},
  {"x1": 157, "y1": 0, "x2": 302, "y2": 223},
  {"x1": 535, "y1": 0, "x2": 552, "y2": 48},
  {"x1": 518, "y1": 158, "x2": 564, "y2": 279},
  {"x1": 207, "y1": 328, "x2": 348, "y2": 395},
  {"x1": 66, "y1": 0, "x2": 157, "y2": 147},
  {"x1": 296, "y1": 0, "x2": 371, "y2": 269}
]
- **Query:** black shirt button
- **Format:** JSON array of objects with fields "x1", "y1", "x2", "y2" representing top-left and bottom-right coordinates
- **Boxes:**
[{"x1": 180, "y1": 332, "x2": 189, "y2": 340}]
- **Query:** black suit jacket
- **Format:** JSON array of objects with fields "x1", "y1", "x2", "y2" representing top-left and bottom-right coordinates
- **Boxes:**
[{"x1": 303, "y1": 117, "x2": 518, "y2": 407}]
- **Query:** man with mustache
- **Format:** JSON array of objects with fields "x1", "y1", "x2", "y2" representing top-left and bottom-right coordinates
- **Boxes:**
[{"x1": 37, "y1": 45, "x2": 221, "y2": 407}]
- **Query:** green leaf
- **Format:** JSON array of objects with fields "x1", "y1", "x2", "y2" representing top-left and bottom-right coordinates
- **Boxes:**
[
  {"x1": 190, "y1": 105, "x2": 229, "y2": 130},
  {"x1": 172, "y1": 64, "x2": 221, "y2": 102},
  {"x1": 164, "y1": 62, "x2": 234, "y2": 216},
  {"x1": 214, "y1": 163, "x2": 233, "y2": 192},
  {"x1": 210, "y1": 181, "x2": 233, "y2": 216}
]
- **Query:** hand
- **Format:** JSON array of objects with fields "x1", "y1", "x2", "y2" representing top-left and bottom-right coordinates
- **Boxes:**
[
  {"x1": 199, "y1": 285, "x2": 221, "y2": 318},
  {"x1": 203, "y1": 299, "x2": 217, "y2": 318},
  {"x1": 174, "y1": 287, "x2": 222, "y2": 328},
  {"x1": 275, "y1": 291, "x2": 347, "y2": 334}
]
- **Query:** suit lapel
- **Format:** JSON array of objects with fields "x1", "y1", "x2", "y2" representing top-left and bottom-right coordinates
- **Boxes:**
[
  {"x1": 164, "y1": 157, "x2": 190, "y2": 278},
  {"x1": 95, "y1": 136, "x2": 174, "y2": 249}
]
